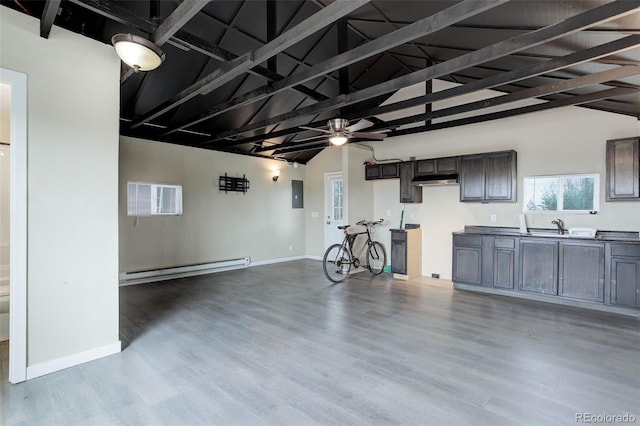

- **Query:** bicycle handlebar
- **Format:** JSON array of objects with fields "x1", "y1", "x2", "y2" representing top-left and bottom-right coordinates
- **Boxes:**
[{"x1": 356, "y1": 218, "x2": 384, "y2": 227}]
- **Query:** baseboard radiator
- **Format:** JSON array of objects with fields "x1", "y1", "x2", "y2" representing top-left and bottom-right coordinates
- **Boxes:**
[{"x1": 119, "y1": 257, "x2": 251, "y2": 286}]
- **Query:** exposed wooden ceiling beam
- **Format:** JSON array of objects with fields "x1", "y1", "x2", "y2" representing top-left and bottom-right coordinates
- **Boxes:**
[
  {"x1": 68, "y1": 0, "x2": 328, "y2": 103},
  {"x1": 273, "y1": 143, "x2": 329, "y2": 156},
  {"x1": 129, "y1": 0, "x2": 371, "y2": 129},
  {"x1": 270, "y1": 87, "x2": 637, "y2": 155},
  {"x1": 205, "y1": 0, "x2": 640, "y2": 147},
  {"x1": 349, "y1": 18, "x2": 640, "y2": 35},
  {"x1": 250, "y1": 35, "x2": 640, "y2": 148},
  {"x1": 389, "y1": 87, "x2": 638, "y2": 138},
  {"x1": 365, "y1": 65, "x2": 640, "y2": 131},
  {"x1": 152, "y1": 0, "x2": 212, "y2": 46},
  {"x1": 164, "y1": 0, "x2": 508, "y2": 136},
  {"x1": 216, "y1": 36, "x2": 640, "y2": 149},
  {"x1": 40, "y1": 0, "x2": 61, "y2": 39}
]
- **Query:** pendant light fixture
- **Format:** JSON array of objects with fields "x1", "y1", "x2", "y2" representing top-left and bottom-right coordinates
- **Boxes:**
[{"x1": 111, "y1": 34, "x2": 166, "y2": 72}]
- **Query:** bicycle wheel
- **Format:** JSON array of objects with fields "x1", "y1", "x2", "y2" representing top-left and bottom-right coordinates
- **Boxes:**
[
  {"x1": 323, "y1": 243, "x2": 351, "y2": 283},
  {"x1": 367, "y1": 241, "x2": 387, "y2": 275}
]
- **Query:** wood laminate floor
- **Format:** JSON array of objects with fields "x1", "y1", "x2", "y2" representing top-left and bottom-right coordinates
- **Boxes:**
[{"x1": 1, "y1": 259, "x2": 639, "y2": 425}]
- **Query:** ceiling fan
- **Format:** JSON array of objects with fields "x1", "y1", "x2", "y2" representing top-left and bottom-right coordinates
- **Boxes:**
[{"x1": 301, "y1": 118, "x2": 386, "y2": 146}]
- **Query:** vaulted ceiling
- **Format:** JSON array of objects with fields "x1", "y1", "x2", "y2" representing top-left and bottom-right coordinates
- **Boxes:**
[{"x1": 4, "y1": 0, "x2": 640, "y2": 163}]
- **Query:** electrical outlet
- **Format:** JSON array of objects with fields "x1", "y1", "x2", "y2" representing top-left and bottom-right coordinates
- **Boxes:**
[
  {"x1": 386, "y1": 209, "x2": 391, "y2": 217},
  {"x1": 490, "y1": 214, "x2": 497, "y2": 223},
  {"x1": 288, "y1": 245, "x2": 293, "y2": 252}
]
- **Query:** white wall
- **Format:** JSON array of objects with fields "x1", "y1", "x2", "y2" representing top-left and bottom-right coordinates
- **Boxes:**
[
  {"x1": 367, "y1": 82, "x2": 639, "y2": 280},
  {"x1": 1, "y1": 83, "x2": 9, "y2": 143},
  {"x1": 304, "y1": 146, "x2": 342, "y2": 257},
  {"x1": 0, "y1": 7, "x2": 120, "y2": 366},
  {"x1": 119, "y1": 137, "x2": 305, "y2": 272},
  {"x1": 303, "y1": 144, "x2": 377, "y2": 258}
]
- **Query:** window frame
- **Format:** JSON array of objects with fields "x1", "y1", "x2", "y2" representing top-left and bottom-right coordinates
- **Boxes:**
[
  {"x1": 522, "y1": 173, "x2": 600, "y2": 214},
  {"x1": 127, "y1": 181, "x2": 183, "y2": 217}
]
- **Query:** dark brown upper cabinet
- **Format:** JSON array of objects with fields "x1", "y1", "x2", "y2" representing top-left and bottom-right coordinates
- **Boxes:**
[
  {"x1": 459, "y1": 150, "x2": 516, "y2": 202},
  {"x1": 365, "y1": 163, "x2": 400, "y2": 180},
  {"x1": 415, "y1": 156, "x2": 459, "y2": 177},
  {"x1": 606, "y1": 137, "x2": 639, "y2": 201},
  {"x1": 399, "y1": 161, "x2": 422, "y2": 203}
]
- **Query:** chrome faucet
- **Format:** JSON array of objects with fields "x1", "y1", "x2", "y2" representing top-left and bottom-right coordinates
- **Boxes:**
[{"x1": 551, "y1": 219, "x2": 564, "y2": 235}]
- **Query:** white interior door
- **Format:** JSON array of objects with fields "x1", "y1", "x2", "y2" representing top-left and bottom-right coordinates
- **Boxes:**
[{"x1": 324, "y1": 172, "x2": 345, "y2": 251}]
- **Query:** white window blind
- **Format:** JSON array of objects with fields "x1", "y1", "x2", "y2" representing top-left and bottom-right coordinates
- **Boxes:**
[{"x1": 127, "y1": 182, "x2": 183, "y2": 216}]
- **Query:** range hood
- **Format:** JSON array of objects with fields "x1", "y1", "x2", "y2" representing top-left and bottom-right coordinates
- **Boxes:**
[{"x1": 412, "y1": 174, "x2": 459, "y2": 186}]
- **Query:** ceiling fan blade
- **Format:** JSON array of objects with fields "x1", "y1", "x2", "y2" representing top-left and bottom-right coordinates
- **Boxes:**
[
  {"x1": 299, "y1": 125, "x2": 331, "y2": 134},
  {"x1": 350, "y1": 131, "x2": 386, "y2": 140},
  {"x1": 347, "y1": 119, "x2": 373, "y2": 132},
  {"x1": 288, "y1": 134, "x2": 328, "y2": 143}
]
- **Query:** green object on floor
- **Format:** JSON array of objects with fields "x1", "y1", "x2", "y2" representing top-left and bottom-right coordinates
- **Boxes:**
[{"x1": 383, "y1": 265, "x2": 391, "y2": 273}]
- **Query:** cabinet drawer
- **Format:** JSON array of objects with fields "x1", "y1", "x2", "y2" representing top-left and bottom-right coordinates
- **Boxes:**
[
  {"x1": 454, "y1": 235, "x2": 482, "y2": 247},
  {"x1": 611, "y1": 244, "x2": 640, "y2": 258},
  {"x1": 391, "y1": 231, "x2": 407, "y2": 242},
  {"x1": 494, "y1": 237, "x2": 515, "y2": 249}
]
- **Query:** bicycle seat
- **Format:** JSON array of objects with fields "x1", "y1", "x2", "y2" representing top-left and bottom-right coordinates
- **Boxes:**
[{"x1": 337, "y1": 225, "x2": 350, "y2": 230}]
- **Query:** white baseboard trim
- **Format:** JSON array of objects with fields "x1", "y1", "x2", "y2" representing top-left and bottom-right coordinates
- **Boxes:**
[
  {"x1": 249, "y1": 255, "x2": 306, "y2": 267},
  {"x1": 26, "y1": 340, "x2": 121, "y2": 380},
  {"x1": 119, "y1": 264, "x2": 248, "y2": 286},
  {"x1": 121, "y1": 256, "x2": 324, "y2": 286}
]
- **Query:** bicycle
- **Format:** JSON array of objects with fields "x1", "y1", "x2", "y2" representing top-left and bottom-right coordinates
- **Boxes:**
[{"x1": 322, "y1": 219, "x2": 387, "y2": 283}]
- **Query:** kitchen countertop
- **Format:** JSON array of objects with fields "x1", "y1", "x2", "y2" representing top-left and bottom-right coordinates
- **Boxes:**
[{"x1": 454, "y1": 226, "x2": 640, "y2": 243}]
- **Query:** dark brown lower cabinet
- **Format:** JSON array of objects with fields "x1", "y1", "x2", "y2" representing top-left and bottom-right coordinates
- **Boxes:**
[
  {"x1": 519, "y1": 239, "x2": 558, "y2": 295},
  {"x1": 453, "y1": 232, "x2": 640, "y2": 313},
  {"x1": 452, "y1": 235, "x2": 482, "y2": 285},
  {"x1": 493, "y1": 249, "x2": 515, "y2": 289},
  {"x1": 559, "y1": 242, "x2": 605, "y2": 302},
  {"x1": 610, "y1": 257, "x2": 640, "y2": 308}
]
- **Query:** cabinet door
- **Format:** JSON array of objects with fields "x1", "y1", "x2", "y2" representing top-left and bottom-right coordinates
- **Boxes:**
[
  {"x1": 558, "y1": 242, "x2": 604, "y2": 302},
  {"x1": 436, "y1": 156, "x2": 459, "y2": 174},
  {"x1": 365, "y1": 165, "x2": 381, "y2": 180},
  {"x1": 391, "y1": 232, "x2": 407, "y2": 274},
  {"x1": 494, "y1": 249, "x2": 515, "y2": 289},
  {"x1": 519, "y1": 240, "x2": 558, "y2": 295},
  {"x1": 380, "y1": 163, "x2": 399, "y2": 178},
  {"x1": 610, "y1": 257, "x2": 640, "y2": 307},
  {"x1": 485, "y1": 151, "x2": 516, "y2": 201},
  {"x1": 606, "y1": 138, "x2": 639, "y2": 200},
  {"x1": 415, "y1": 159, "x2": 436, "y2": 176},
  {"x1": 459, "y1": 155, "x2": 485, "y2": 201},
  {"x1": 453, "y1": 247, "x2": 482, "y2": 285},
  {"x1": 399, "y1": 162, "x2": 422, "y2": 203}
]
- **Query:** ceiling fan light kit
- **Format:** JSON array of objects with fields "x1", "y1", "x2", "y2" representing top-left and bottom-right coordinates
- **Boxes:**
[
  {"x1": 111, "y1": 33, "x2": 166, "y2": 72},
  {"x1": 329, "y1": 132, "x2": 349, "y2": 146}
]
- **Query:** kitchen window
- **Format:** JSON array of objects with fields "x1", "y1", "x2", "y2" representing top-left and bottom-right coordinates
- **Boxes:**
[
  {"x1": 523, "y1": 174, "x2": 599, "y2": 213},
  {"x1": 127, "y1": 182, "x2": 183, "y2": 216}
]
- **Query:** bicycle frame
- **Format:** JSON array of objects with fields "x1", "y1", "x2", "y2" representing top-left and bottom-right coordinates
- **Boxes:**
[
  {"x1": 322, "y1": 219, "x2": 386, "y2": 283},
  {"x1": 340, "y1": 224, "x2": 378, "y2": 268}
]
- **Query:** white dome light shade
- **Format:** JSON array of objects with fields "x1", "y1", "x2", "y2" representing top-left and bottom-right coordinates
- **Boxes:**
[
  {"x1": 111, "y1": 34, "x2": 165, "y2": 72},
  {"x1": 329, "y1": 132, "x2": 348, "y2": 146}
]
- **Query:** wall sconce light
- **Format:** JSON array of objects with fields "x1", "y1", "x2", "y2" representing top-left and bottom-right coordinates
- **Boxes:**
[
  {"x1": 111, "y1": 33, "x2": 166, "y2": 72},
  {"x1": 272, "y1": 170, "x2": 280, "y2": 182}
]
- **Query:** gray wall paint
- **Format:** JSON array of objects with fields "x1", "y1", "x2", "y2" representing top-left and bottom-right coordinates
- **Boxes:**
[
  {"x1": 119, "y1": 137, "x2": 306, "y2": 272},
  {"x1": 0, "y1": 7, "x2": 120, "y2": 365}
]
